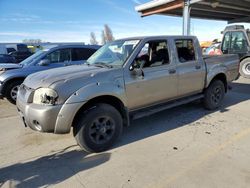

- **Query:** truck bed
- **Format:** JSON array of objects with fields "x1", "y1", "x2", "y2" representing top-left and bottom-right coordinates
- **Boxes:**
[{"x1": 203, "y1": 54, "x2": 239, "y2": 83}]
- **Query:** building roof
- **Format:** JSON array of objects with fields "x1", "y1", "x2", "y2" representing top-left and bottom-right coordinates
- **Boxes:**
[{"x1": 135, "y1": 0, "x2": 250, "y2": 24}]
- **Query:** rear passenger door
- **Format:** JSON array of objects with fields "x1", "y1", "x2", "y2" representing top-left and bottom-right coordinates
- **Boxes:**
[
  {"x1": 71, "y1": 48, "x2": 96, "y2": 65},
  {"x1": 175, "y1": 39, "x2": 206, "y2": 97}
]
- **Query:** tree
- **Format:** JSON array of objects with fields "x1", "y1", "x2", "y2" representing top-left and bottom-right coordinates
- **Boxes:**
[
  {"x1": 101, "y1": 30, "x2": 106, "y2": 45},
  {"x1": 100, "y1": 24, "x2": 115, "y2": 45},
  {"x1": 104, "y1": 24, "x2": 114, "y2": 42},
  {"x1": 90, "y1": 32, "x2": 98, "y2": 45}
]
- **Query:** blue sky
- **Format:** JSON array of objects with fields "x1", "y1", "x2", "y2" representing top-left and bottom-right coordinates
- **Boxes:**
[{"x1": 0, "y1": 0, "x2": 249, "y2": 43}]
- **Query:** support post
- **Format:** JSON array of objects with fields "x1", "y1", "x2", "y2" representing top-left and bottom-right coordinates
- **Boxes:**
[{"x1": 183, "y1": 0, "x2": 191, "y2": 35}]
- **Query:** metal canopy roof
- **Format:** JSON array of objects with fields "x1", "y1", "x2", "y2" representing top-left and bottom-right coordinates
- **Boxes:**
[{"x1": 135, "y1": 0, "x2": 250, "y2": 24}]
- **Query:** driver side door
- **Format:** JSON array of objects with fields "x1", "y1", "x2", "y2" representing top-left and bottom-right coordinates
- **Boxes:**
[{"x1": 124, "y1": 40, "x2": 178, "y2": 110}]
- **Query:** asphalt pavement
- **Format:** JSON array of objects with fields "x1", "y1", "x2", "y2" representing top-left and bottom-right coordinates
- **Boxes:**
[{"x1": 0, "y1": 77, "x2": 250, "y2": 188}]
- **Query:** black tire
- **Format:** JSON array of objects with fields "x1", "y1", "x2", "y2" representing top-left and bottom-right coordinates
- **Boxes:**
[
  {"x1": 73, "y1": 103, "x2": 123, "y2": 153},
  {"x1": 203, "y1": 80, "x2": 225, "y2": 110},
  {"x1": 239, "y1": 58, "x2": 250, "y2": 79},
  {"x1": 5, "y1": 80, "x2": 23, "y2": 104}
]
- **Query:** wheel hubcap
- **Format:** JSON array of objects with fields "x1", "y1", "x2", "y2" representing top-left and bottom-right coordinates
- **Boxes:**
[
  {"x1": 10, "y1": 85, "x2": 20, "y2": 101},
  {"x1": 211, "y1": 86, "x2": 222, "y2": 105},
  {"x1": 89, "y1": 116, "x2": 115, "y2": 144}
]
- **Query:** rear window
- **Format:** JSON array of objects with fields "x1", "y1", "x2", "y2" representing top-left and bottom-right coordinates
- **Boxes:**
[
  {"x1": 175, "y1": 39, "x2": 196, "y2": 63},
  {"x1": 72, "y1": 48, "x2": 97, "y2": 61}
]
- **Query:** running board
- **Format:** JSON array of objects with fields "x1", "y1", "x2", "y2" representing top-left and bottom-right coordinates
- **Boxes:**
[{"x1": 131, "y1": 94, "x2": 204, "y2": 120}]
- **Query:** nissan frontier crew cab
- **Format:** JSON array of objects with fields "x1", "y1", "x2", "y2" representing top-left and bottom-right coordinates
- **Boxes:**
[{"x1": 16, "y1": 36, "x2": 239, "y2": 153}]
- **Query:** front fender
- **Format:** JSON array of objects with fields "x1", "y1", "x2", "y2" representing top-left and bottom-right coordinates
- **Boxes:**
[
  {"x1": 65, "y1": 81, "x2": 127, "y2": 106},
  {"x1": 54, "y1": 81, "x2": 126, "y2": 133}
]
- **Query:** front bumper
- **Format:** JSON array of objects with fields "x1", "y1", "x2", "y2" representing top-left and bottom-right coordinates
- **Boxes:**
[{"x1": 17, "y1": 97, "x2": 84, "y2": 134}]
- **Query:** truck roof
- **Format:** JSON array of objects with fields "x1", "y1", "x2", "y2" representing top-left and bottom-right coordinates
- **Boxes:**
[
  {"x1": 224, "y1": 25, "x2": 246, "y2": 32},
  {"x1": 116, "y1": 35, "x2": 198, "y2": 41}
]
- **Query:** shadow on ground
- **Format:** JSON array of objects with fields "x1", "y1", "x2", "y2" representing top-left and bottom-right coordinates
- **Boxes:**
[{"x1": 0, "y1": 146, "x2": 111, "y2": 187}]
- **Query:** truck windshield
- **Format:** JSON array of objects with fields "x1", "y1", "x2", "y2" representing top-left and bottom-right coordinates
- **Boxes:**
[
  {"x1": 19, "y1": 50, "x2": 45, "y2": 66},
  {"x1": 87, "y1": 39, "x2": 140, "y2": 67}
]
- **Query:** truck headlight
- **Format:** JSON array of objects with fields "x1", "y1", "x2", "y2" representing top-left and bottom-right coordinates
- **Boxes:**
[{"x1": 33, "y1": 88, "x2": 58, "y2": 105}]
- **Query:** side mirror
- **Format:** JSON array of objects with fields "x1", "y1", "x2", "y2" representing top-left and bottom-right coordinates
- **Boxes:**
[
  {"x1": 129, "y1": 63, "x2": 144, "y2": 77},
  {"x1": 38, "y1": 59, "x2": 50, "y2": 66}
]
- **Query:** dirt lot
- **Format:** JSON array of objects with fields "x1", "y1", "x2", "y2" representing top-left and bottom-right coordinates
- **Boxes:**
[{"x1": 0, "y1": 77, "x2": 250, "y2": 188}]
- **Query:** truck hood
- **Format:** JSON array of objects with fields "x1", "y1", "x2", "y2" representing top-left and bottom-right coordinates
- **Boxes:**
[
  {"x1": 24, "y1": 65, "x2": 104, "y2": 89},
  {"x1": 0, "y1": 63, "x2": 22, "y2": 70}
]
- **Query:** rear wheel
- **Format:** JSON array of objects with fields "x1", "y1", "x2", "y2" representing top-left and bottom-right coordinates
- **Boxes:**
[
  {"x1": 239, "y1": 58, "x2": 250, "y2": 79},
  {"x1": 73, "y1": 103, "x2": 123, "y2": 153},
  {"x1": 5, "y1": 80, "x2": 23, "y2": 104},
  {"x1": 203, "y1": 80, "x2": 225, "y2": 110}
]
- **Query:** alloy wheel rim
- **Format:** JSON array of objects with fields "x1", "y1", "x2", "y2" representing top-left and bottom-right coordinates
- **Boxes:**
[
  {"x1": 211, "y1": 86, "x2": 222, "y2": 105},
  {"x1": 10, "y1": 85, "x2": 20, "y2": 101},
  {"x1": 89, "y1": 116, "x2": 115, "y2": 144}
]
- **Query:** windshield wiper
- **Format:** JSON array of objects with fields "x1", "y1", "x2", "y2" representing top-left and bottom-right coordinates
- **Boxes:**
[{"x1": 93, "y1": 62, "x2": 113, "y2": 68}]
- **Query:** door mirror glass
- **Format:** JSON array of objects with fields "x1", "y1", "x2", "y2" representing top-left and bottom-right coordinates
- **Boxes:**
[
  {"x1": 131, "y1": 67, "x2": 143, "y2": 77},
  {"x1": 130, "y1": 61, "x2": 144, "y2": 77},
  {"x1": 38, "y1": 59, "x2": 50, "y2": 66}
]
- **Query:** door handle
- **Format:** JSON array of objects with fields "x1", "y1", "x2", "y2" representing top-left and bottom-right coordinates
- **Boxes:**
[
  {"x1": 169, "y1": 69, "x2": 176, "y2": 74},
  {"x1": 195, "y1": 65, "x2": 201, "y2": 69}
]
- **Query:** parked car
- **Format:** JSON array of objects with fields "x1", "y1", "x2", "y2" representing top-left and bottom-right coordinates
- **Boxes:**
[
  {"x1": 17, "y1": 36, "x2": 239, "y2": 153},
  {"x1": 0, "y1": 44, "x2": 7, "y2": 55},
  {"x1": 0, "y1": 45, "x2": 99, "y2": 104},
  {"x1": 6, "y1": 47, "x2": 16, "y2": 54},
  {"x1": 0, "y1": 54, "x2": 16, "y2": 64},
  {"x1": 9, "y1": 50, "x2": 33, "y2": 63},
  {"x1": 221, "y1": 25, "x2": 250, "y2": 78},
  {"x1": 6, "y1": 44, "x2": 33, "y2": 63}
]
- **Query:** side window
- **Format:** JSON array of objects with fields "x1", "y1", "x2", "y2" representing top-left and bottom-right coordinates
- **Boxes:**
[
  {"x1": 44, "y1": 49, "x2": 71, "y2": 63},
  {"x1": 175, "y1": 39, "x2": 196, "y2": 63},
  {"x1": 72, "y1": 48, "x2": 96, "y2": 61},
  {"x1": 231, "y1": 31, "x2": 248, "y2": 52},
  {"x1": 135, "y1": 40, "x2": 169, "y2": 68},
  {"x1": 222, "y1": 32, "x2": 231, "y2": 53}
]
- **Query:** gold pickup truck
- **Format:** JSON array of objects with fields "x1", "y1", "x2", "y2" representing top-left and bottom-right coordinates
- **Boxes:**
[{"x1": 17, "y1": 36, "x2": 239, "y2": 153}]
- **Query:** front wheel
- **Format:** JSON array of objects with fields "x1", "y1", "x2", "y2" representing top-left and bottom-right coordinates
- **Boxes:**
[
  {"x1": 203, "y1": 80, "x2": 225, "y2": 110},
  {"x1": 239, "y1": 58, "x2": 250, "y2": 79},
  {"x1": 5, "y1": 80, "x2": 23, "y2": 104},
  {"x1": 73, "y1": 103, "x2": 123, "y2": 153}
]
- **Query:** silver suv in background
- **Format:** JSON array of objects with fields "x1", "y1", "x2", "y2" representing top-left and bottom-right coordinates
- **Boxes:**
[
  {"x1": 17, "y1": 36, "x2": 239, "y2": 153},
  {"x1": 0, "y1": 45, "x2": 99, "y2": 104}
]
